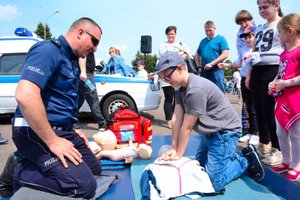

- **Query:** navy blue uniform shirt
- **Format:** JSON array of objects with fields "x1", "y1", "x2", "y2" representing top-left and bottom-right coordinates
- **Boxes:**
[{"x1": 15, "y1": 35, "x2": 79, "y2": 127}]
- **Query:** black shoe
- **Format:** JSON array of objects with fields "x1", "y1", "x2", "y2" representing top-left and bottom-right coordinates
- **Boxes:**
[
  {"x1": 0, "y1": 186, "x2": 13, "y2": 198},
  {"x1": 242, "y1": 144, "x2": 265, "y2": 182},
  {"x1": 0, "y1": 152, "x2": 25, "y2": 192}
]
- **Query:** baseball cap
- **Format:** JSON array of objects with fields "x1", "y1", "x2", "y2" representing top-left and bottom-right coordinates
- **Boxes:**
[
  {"x1": 137, "y1": 60, "x2": 145, "y2": 67},
  {"x1": 239, "y1": 26, "x2": 255, "y2": 38},
  {"x1": 154, "y1": 51, "x2": 185, "y2": 74}
]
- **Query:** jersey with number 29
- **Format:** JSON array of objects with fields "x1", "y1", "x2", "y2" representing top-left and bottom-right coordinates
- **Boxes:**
[{"x1": 254, "y1": 20, "x2": 284, "y2": 66}]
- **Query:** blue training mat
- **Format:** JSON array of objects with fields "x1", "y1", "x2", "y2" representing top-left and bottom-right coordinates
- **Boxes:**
[
  {"x1": 130, "y1": 135, "x2": 299, "y2": 200},
  {"x1": 100, "y1": 158, "x2": 130, "y2": 170},
  {"x1": 2, "y1": 135, "x2": 299, "y2": 200}
]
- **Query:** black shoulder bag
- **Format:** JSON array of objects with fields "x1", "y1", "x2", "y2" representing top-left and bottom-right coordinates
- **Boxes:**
[{"x1": 179, "y1": 42, "x2": 198, "y2": 74}]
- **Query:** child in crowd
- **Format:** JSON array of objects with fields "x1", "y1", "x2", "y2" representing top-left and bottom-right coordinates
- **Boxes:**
[
  {"x1": 248, "y1": 0, "x2": 285, "y2": 165},
  {"x1": 268, "y1": 13, "x2": 300, "y2": 181},
  {"x1": 219, "y1": 24, "x2": 260, "y2": 146},
  {"x1": 235, "y1": 10, "x2": 259, "y2": 146},
  {"x1": 135, "y1": 60, "x2": 148, "y2": 79}
]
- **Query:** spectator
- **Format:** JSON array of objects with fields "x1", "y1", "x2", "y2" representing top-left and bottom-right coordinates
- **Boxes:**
[
  {"x1": 248, "y1": 0, "x2": 285, "y2": 165},
  {"x1": 77, "y1": 52, "x2": 107, "y2": 129},
  {"x1": 101, "y1": 47, "x2": 131, "y2": 76},
  {"x1": 232, "y1": 69, "x2": 241, "y2": 102},
  {"x1": 195, "y1": 20, "x2": 229, "y2": 93},
  {"x1": 135, "y1": 60, "x2": 148, "y2": 79},
  {"x1": 268, "y1": 13, "x2": 300, "y2": 181},
  {"x1": 234, "y1": 10, "x2": 259, "y2": 139},
  {"x1": 219, "y1": 17, "x2": 260, "y2": 146},
  {"x1": 159, "y1": 25, "x2": 191, "y2": 129}
]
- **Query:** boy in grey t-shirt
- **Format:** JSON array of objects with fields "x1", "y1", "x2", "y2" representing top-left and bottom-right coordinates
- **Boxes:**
[
  {"x1": 176, "y1": 74, "x2": 241, "y2": 134},
  {"x1": 154, "y1": 51, "x2": 264, "y2": 192}
]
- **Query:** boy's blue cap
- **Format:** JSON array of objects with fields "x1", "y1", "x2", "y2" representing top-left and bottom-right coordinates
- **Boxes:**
[
  {"x1": 155, "y1": 51, "x2": 185, "y2": 74},
  {"x1": 137, "y1": 60, "x2": 145, "y2": 67},
  {"x1": 239, "y1": 26, "x2": 255, "y2": 38}
]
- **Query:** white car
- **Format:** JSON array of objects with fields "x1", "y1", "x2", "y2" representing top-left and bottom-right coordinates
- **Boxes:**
[{"x1": 0, "y1": 28, "x2": 161, "y2": 118}]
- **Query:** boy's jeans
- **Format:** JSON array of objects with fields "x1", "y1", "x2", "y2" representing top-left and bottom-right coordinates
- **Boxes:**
[{"x1": 195, "y1": 130, "x2": 249, "y2": 192}]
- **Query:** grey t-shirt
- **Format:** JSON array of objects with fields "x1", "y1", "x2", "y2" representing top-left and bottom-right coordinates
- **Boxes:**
[{"x1": 175, "y1": 74, "x2": 241, "y2": 134}]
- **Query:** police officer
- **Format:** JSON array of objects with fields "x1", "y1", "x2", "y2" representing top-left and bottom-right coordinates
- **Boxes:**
[{"x1": 7, "y1": 17, "x2": 102, "y2": 198}]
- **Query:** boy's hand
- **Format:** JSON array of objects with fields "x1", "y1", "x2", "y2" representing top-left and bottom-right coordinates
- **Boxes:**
[{"x1": 158, "y1": 148, "x2": 181, "y2": 161}]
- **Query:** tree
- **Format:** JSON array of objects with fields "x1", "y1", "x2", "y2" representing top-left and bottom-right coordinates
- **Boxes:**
[
  {"x1": 223, "y1": 59, "x2": 235, "y2": 79},
  {"x1": 131, "y1": 51, "x2": 158, "y2": 73},
  {"x1": 34, "y1": 22, "x2": 53, "y2": 40}
]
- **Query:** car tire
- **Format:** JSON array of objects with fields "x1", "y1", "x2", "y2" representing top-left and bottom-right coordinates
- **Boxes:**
[{"x1": 102, "y1": 94, "x2": 136, "y2": 118}]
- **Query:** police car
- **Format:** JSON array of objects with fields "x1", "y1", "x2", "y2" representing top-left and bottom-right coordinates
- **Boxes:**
[{"x1": 0, "y1": 28, "x2": 161, "y2": 118}]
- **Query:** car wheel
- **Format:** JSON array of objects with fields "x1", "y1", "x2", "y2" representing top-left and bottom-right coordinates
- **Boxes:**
[{"x1": 102, "y1": 94, "x2": 136, "y2": 118}]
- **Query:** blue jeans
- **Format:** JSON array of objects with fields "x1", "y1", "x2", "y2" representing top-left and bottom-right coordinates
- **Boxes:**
[
  {"x1": 201, "y1": 68, "x2": 225, "y2": 93},
  {"x1": 195, "y1": 130, "x2": 248, "y2": 192}
]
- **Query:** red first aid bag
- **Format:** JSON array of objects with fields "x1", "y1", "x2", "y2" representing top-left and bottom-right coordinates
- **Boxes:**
[{"x1": 108, "y1": 106, "x2": 152, "y2": 148}]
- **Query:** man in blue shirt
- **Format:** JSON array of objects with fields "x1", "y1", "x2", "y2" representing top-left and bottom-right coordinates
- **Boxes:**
[
  {"x1": 3, "y1": 17, "x2": 102, "y2": 198},
  {"x1": 195, "y1": 21, "x2": 229, "y2": 93}
]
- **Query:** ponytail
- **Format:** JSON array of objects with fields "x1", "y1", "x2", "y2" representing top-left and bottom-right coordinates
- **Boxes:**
[{"x1": 278, "y1": 7, "x2": 284, "y2": 17}]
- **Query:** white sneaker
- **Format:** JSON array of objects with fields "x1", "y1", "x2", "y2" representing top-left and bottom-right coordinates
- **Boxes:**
[
  {"x1": 249, "y1": 135, "x2": 260, "y2": 146},
  {"x1": 261, "y1": 148, "x2": 282, "y2": 166},
  {"x1": 257, "y1": 142, "x2": 272, "y2": 157},
  {"x1": 239, "y1": 134, "x2": 251, "y2": 143}
]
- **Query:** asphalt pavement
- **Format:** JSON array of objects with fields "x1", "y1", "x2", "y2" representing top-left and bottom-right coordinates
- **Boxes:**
[{"x1": 0, "y1": 92, "x2": 242, "y2": 172}]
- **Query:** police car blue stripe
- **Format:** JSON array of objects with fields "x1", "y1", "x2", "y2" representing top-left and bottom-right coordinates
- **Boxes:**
[
  {"x1": 0, "y1": 76, "x2": 20, "y2": 83},
  {"x1": 94, "y1": 76, "x2": 150, "y2": 84},
  {"x1": 0, "y1": 37, "x2": 41, "y2": 42},
  {"x1": 0, "y1": 75, "x2": 150, "y2": 84}
]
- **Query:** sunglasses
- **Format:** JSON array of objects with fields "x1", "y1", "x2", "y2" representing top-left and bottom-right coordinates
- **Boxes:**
[
  {"x1": 159, "y1": 67, "x2": 177, "y2": 82},
  {"x1": 84, "y1": 30, "x2": 99, "y2": 47}
]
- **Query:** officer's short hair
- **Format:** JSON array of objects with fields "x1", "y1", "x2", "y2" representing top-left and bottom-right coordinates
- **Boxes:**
[{"x1": 69, "y1": 17, "x2": 102, "y2": 34}]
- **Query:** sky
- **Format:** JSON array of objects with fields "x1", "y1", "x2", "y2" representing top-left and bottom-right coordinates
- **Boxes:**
[{"x1": 0, "y1": 0, "x2": 299, "y2": 66}]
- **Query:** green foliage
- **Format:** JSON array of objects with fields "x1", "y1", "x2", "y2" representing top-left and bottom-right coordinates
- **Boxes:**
[
  {"x1": 131, "y1": 51, "x2": 158, "y2": 73},
  {"x1": 223, "y1": 59, "x2": 235, "y2": 79},
  {"x1": 34, "y1": 22, "x2": 53, "y2": 40}
]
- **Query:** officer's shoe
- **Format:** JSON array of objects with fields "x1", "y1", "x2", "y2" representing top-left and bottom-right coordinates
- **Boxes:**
[
  {"x1": 0, "y1": 152, "x2": 25, "y2": 195},
  {"x1": 242, "y1": 144, "x2": 265, "y2": 182}
]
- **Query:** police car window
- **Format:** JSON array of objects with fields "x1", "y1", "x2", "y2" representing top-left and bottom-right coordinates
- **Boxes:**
[{"x1": 0, "y1": 53, "x2": 27, "y2": 75}]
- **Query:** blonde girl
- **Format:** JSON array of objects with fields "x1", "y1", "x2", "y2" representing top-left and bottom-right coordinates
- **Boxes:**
[{"x1": 268, "y1": 13, "x2": 300, "y2": 181}]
